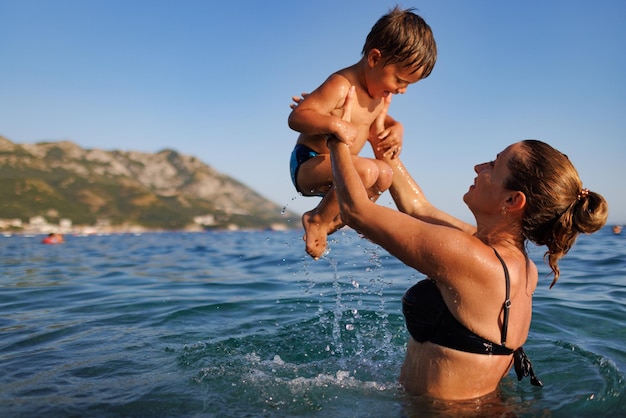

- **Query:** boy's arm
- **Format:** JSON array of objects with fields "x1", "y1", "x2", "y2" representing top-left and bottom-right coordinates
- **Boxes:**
[
  {"x1": 368, "y1": 96, "x2": 403, "y2": 159},
  {"x1": 288, "y1": 75, "x2": 357, "y2": 145}
]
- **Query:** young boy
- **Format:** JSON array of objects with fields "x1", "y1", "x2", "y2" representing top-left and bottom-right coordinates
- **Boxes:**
[{"x1": 288, "y1": 6, "x2": 437, "y2": 259}]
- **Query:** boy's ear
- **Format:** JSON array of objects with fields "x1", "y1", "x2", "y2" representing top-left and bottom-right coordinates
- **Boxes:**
[{"x1": 367, "y1": 49, "x2": 383, "y2": 68}]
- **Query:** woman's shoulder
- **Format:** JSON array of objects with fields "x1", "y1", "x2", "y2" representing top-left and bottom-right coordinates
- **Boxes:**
[{"x1": 439, "y1": 243, "x2": 530, "y2": 304}]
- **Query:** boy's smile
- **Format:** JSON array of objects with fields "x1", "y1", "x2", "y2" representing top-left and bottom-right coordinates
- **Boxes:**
[{"x1": 366, "y1": 49, "x2": 425, "y2": 98}]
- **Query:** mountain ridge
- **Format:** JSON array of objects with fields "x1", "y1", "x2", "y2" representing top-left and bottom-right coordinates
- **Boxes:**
[{"x1": 0, "y1": 135, "x2": 297, "y2": 231}]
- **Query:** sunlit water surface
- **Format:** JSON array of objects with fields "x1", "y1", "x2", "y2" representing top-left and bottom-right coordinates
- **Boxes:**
[{"x1": 1, "y1": 228, "x2": 624, "y2": 417}]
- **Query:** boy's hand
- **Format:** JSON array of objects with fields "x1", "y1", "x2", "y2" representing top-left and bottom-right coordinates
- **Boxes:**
[
  {"x1": 370, "y1": 95, "x2": 403, "y2": 159},
  {"x1": 377, "y1": 121, "x2": 404, "y2": 159}
]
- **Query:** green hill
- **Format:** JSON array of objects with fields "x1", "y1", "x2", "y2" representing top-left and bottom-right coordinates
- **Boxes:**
[{"x1": 0, "y1": 136, "x2": 297, "y2": 231}]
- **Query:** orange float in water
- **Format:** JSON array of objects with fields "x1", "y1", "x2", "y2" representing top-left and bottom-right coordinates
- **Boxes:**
[{"x1": 42, "y1": 233, "x2": 65, "y2": 244}]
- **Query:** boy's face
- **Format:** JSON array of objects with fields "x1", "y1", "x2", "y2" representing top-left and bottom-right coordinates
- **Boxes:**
[{"x1": 366, "y1": 49, "x2": 424, "y2": 98}]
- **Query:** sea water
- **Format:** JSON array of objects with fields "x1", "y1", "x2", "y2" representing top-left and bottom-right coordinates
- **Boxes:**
[{"x1": 0, "y1": 228, "x2": 624, "y2": 417}]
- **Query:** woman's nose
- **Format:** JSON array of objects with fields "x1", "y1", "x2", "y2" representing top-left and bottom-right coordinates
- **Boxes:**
[{"x1": 474, "y1": 162, "x2": 487, "y2": 173}]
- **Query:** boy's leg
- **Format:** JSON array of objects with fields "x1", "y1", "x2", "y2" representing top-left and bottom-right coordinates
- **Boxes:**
[
  {"x1": 297, "y1": 155, "x2": 392, "y2": 259},
  {"x1": 295, "y1": 153, "x2": 342, "y2": 259},
  {"x1": 302, "y1": 188, "x2": 343, "y2": 259}
]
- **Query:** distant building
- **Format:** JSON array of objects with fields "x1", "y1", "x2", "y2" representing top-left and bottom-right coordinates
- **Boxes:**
[
  {"x1": 29, "y1": 216, "x2": 47, "y2": 227},
  {"x1": 193, "y1": 214, "x2": 216, "y2": 226},
  {"x1": 59, "y1": 218, "x2": 73, "y2": 232},
  {"x1": 0, "y1": 218, "x2": 23, "y2": 229}
]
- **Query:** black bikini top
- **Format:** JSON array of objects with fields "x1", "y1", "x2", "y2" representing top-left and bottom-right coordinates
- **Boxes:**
[{"x1": 401, "y1": 247, "x2": 543, "y2": 386}]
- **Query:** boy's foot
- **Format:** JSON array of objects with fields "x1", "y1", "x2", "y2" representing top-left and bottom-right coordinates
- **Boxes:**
[
  {"x1": 328, "y1": 214, "x2": 345, "y2": 236},
  {"x1": 302, "y1": 210, "x2": 328, "y2": 260}
]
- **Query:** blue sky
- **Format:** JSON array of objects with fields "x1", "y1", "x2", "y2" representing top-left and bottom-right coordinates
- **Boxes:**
[{"x1": 1, "y1": 0, "x2": 625, "y2": 225}]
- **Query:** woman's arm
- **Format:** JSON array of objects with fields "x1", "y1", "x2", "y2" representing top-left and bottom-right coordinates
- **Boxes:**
[
  {"x1": 328, "y1": 88, "x2": 480, "y2": 280},
  {"x1": 329, "y1": 134, "x2": 478, "y2": 280},
  {"x1": 369, "y1": 97, "x2": 475, "y2": 233},
  {"x1": 381, "y1": 155, "x2": 475, "y2": 233}
]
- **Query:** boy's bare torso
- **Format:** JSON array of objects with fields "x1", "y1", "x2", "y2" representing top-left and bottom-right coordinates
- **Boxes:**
[{"x1": 296, "y1": 66, "x2": 385, "y2": 156}]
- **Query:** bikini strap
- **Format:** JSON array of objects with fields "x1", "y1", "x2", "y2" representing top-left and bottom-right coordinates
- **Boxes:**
[
  {"x1": 492, "y1": 248, "x2": 544, "y2": 387},
  {"x1": 492, "y1": 247, "x2": 511, "y2": 346}
]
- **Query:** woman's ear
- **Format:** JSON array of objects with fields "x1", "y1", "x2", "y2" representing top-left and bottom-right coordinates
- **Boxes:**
[{"x1": 506, "y1": 191, "x2": 526, "y2": 213}]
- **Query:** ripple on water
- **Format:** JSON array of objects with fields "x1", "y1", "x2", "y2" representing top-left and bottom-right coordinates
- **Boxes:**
[{"x1": 0, "y1": 230, "x2": 624, "y2": 416}]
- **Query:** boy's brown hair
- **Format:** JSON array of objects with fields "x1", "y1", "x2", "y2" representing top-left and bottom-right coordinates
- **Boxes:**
[{"x1": 362, "y1": 6, "x2": 437, "y2": 78}]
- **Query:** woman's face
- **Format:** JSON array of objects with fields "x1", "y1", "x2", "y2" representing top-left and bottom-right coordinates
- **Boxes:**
[{"x1": 463, "y1": 143, "x2": 520, "y2": 215}]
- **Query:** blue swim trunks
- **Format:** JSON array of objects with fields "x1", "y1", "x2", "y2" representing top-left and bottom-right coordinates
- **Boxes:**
[{"x1": 290, "y1": 144, "x2": 322, "y2": 196}]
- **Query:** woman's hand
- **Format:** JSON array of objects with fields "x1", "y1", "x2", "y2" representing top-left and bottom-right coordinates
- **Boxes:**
[
  {"x1": 290, "y1": 93, "x2": 309, "y2": 110},
  {"x1": 325, "y1": 86, "x2": 355, "y2": 146},
  {"x1": 340, "y1": 86, "x2": 354, "y2": 122},
  {"x1": 290, "y1": 90, "x2": 356, "y2": 146}
]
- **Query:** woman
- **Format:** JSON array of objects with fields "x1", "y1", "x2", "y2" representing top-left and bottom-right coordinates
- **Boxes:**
[{"x1": 327, "y1": 89, "x2": 608, "y2": 400}]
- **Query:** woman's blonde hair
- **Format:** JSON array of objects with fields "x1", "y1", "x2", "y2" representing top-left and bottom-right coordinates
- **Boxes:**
[{"x1": 505, "y1": 140, "x2": 608, "y2": 287}]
